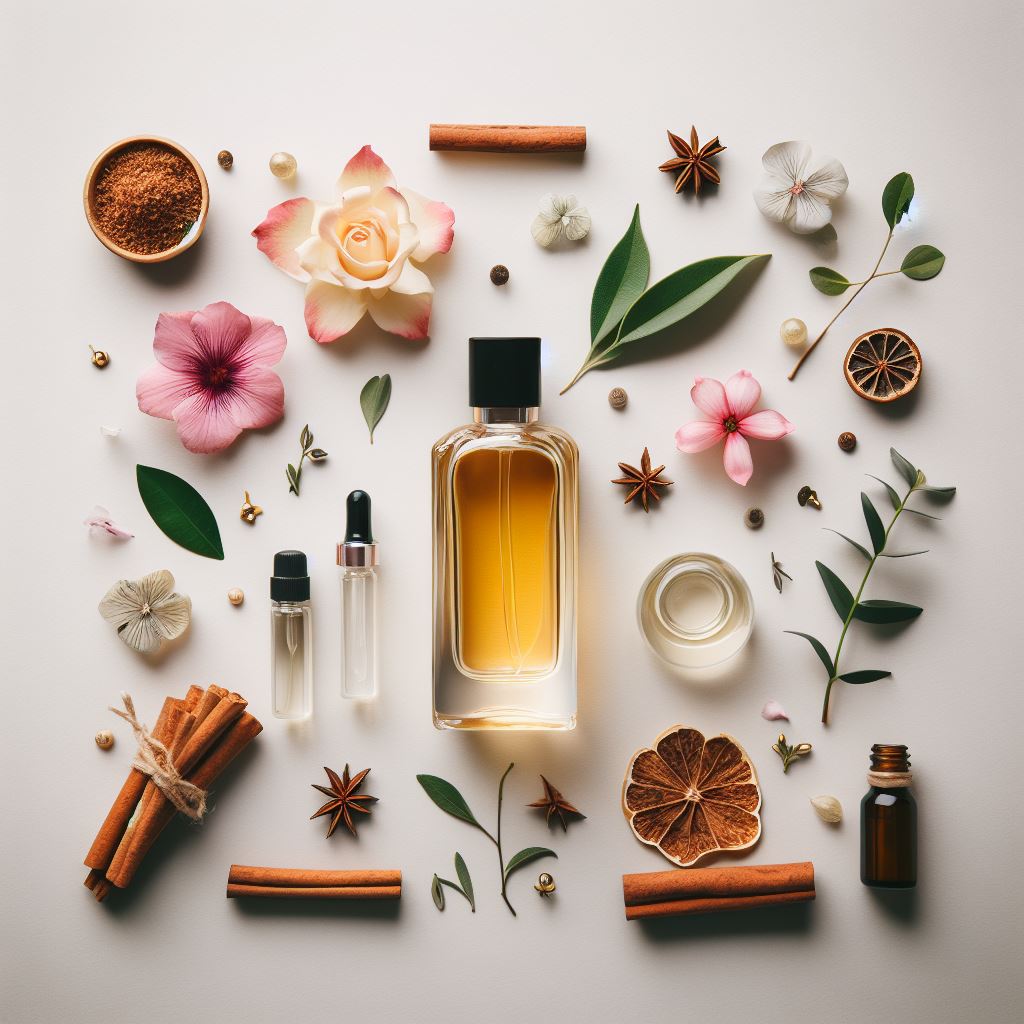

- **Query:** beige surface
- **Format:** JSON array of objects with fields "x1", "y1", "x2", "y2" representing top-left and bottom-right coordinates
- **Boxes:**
[{"x1": 1, "y1": 1, "x2": 1021, "y2": 1021}]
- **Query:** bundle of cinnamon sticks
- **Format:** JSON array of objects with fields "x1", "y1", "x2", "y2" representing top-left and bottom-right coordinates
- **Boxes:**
[
  {"x1": 226, "y1": 865, "x2": 402, "y2": 901},
  {"x1": 623, "y1": 862, "x2": 815, "y2": 920},
  {"x1": 84, "y1": 685, "x2": 262, "y2": 902}
]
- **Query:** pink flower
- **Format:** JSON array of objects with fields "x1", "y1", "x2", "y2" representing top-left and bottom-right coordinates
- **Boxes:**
[
  {"x1": 136, "y1": 302, "x2": 287, "y2": 454},
  {"x1": 252, "y1": 145, "x2": 454, "y2": 343},
  {"x1": 674, "y1": 370, "x2": 794, "y2": 486},
  {"x1": 84, "y1": 506, "x2": 134, "y2": 539}
]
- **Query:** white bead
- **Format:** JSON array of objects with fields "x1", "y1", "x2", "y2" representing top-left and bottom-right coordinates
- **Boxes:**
[
  {"x1": 228, "y1": 588, "x2": 245, "y2": 606},
  {"x1": 269, "y1": 152, "x2": 297, "y2": 179},
  {"x1": 780, "y1": 318, "x2": 808, "y2": 348}
]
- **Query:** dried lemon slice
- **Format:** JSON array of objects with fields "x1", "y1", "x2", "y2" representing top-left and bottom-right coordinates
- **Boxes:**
[
  {"x1": 622, "y1": 725, "x2": 762, "y2": 867},
  {"x1": 844, "y1": 328, "x2": 922, "y2": 403}
]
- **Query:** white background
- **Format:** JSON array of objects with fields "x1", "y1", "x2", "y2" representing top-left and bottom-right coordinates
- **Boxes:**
[{"x1": 2, "y1": 2, "x2": 1021, "y2": 1021}]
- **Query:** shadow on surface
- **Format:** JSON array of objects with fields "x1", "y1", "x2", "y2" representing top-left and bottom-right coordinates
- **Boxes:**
[
  {"x1": 634, "y1": 900, "x2": 814, "y2": 942},
  {"x1": 229, "y1": 897, "x2": 402, "y2": 922},
  {"x1": 867, "y1": 885, "x2": 919, "y2": 925}
]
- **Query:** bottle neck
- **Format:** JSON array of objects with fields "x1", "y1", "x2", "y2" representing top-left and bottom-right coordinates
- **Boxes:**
[
  {"x1": 472, "y1": 406, "x2": 539, "y2": 424},
  {"x1": 867, "y1": 743, "x2": 912, "y2": 789}
]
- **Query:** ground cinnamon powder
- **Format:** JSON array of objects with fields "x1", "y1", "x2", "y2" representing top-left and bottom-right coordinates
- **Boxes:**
[{"x1": 92, "y1": 142, "x2": 202, "y2": 255}]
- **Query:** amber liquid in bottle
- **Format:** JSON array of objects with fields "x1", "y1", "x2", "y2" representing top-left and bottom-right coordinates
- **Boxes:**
[{"x1": 860, "y1": 743, "x2": 917, "y2": 888}]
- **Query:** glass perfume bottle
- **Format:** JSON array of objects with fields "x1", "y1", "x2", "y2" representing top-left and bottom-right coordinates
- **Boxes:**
[
  {"x1": 861, "y1": 743, "x2": 917, "y2": 888},
  {"x1": 338, "y1": 490, "x2": 378, "y2": 700},
  {"x1": 270, "y1": 550, "x2": 313, "y2": 720},
  {"x1": 432, "y1": 337, "x2": 578, "y2": 730}
]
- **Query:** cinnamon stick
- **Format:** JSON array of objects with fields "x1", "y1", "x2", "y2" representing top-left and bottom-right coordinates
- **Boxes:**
[
  {"x1": 227, "y1": 884, "x2": 401, "y2": 901},
  {"x1": 623, "y1": 862, "x2": 815, "y2": 921},
  {"x1": 429, "y1": 124, "x2": 586, "y2": 153},
  {"x1": 228, "y1": 865, "x2": 401, "y2": 889}
]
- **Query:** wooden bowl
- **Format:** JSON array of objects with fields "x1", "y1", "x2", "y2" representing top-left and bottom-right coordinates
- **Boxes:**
[{"x1": 83, "y1": 135, "x2": 209, "y2": 264}]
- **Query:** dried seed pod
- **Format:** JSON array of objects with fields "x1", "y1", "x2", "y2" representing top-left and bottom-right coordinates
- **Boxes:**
[
  {"x1": 89, "y1": 345, "x2": 110, "y2": 368},
  {"x1": 744, "y1": 507, "x2": 764, "y2": 529},
  {"x1": 489, "y1": 264, "x2": 510, "y2": 286},
  {"x1": 608, "y1": 387, "x2": 628, "y2": 410},
  {"x1": 797, "y1": 485, "x2": 821, "y2": 510},
  {"x1": 534, "y1": 872, "x2": 556, "y2": 897},
  {"x1": 240, "y1": 491, "x2": 263, "y2": 523},
  {"x1": 217, "y1": 150, "x2": 234, "y2": 170},
  {"x1": 838, "y1": 431, "x2": 857, "y2": 452},
  {"x1": 95, "y1": 730, "x2": 115, "y2": 750},
  {"x1": 810, "y1": 795, "x2": 843, "y2": 823}
]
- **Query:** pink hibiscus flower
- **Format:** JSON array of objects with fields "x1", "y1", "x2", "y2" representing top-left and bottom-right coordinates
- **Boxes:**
[
  {"x1": 675, "y1": 370, "x2": 794, "y2": 486},
  {"x1": 136, "y1": 301, "x2": 287, "y2": 454}
]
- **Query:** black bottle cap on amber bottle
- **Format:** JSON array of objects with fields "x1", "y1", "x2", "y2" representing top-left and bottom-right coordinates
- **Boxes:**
[
  {"x1": 271, "y1": 549, "x2": 310, "y2": 601},
  {"x1": 468, "y1": 337, "x2": 541, "y2": 408}
]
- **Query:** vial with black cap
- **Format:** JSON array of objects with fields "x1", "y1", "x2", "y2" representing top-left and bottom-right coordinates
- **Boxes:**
[
  {"x1": 270, "y1": 550, "x2": 313, "y2": 719},
  {"x1": 338, "y1": 490, "x2": 379, "y2": 700}
]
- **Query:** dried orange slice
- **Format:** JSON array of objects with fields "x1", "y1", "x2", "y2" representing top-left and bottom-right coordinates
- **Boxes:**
[
  {"x1": 622, "y1": 725, "x2": 762, "y2": 867},
  {"x1": 844, "y1": 328, "x2": 922, "y2": 403}
]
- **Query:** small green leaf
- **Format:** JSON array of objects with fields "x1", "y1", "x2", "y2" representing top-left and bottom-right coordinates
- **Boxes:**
[
  {"x1": 880, "y1": 550, "x2": 929, "y2": 558},
  {"x1": 882, "y1": 172, "x2": 915, "y2": 228},
  {"x1": 286, "y1": 463, "x2": 300, "y2": 495},
  {"x1": 430, "y1": 874, "x2": 445, "y2": 911},
  {"x1": 918, "y1": 484, "x2": 956, "y2": 500},
  {"x1": 136, "y1": 465, "x2": 224, "y2": 560},
  {"x1": 307, "y1": 448, "x2": 328, "y2": 462},
  {"x1": 590, "y1": 204, "x2": 650, "y2": 347},
  {"x1": 904, "y1": 508, "x2": 943, "y2": 521},
  {"x1": 900, "y1": 244, "x2": 945, "y2": 281},
  {"x1": 825, "y1": 528, "x2": 871, "y2": 561},
  {"x1": 809, "y1": 266, "x2": 851, "y2": 295},
  {"x1": 454, "y1": 853, "x2": 475, "y2": 912},
  {"x1": 503, "y1": 847, "x2": 557, "y2": 882},
  {"x1": 854, "y1": 600, "x2": 923, "y2": 624},
  {"x1": 839, "y1": 669, "x2": 892, "y2": 684},
  {"x1": 299, "y1": 424, "x2": 313, "y2": 450},
  {"x1": 890, "y1": 448, "x2": 918, "y2": 487},
  {"x1": 360, "y1": 374, "x2": 392, "y2": 443},
  {"x1": 816, "y1": 561, "x2": 855, "y2": 620},
  {"x1": 861, "y1": 493, "x2": 886, "y2": 554},
  {"x1": 867, "y1": 475, "x2": 902, "y2": 511},
  {"x1": 416, "y1": 775, "x2": 482, "y2": 830},
  {"x1": 784, "y1": 631, "x2": 835, "y2": 677}
]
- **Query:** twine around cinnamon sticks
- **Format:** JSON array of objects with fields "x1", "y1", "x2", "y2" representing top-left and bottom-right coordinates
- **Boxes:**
[
  {"x1": 83, "y1": 685, "x2": 262, "y2": 902},
  {"x1": 226, "y1": 865, "x2": 402, "y2": 901}
]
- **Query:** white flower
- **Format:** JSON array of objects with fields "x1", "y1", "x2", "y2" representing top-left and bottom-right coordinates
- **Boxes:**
[
  {"x1": 531, "y1": 194, "x2": 591, "y2": 247},
  {"x1": 753, "y1": 142, "x2": 848, "y2": 234},
  {"x1": 84, "y1": 505, "x2": 134, "y2": 540},
  {"x1": 98, "y1": 569, "x2": 191, "y2": 653}
]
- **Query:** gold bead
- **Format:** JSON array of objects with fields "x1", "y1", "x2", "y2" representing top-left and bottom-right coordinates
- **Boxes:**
[
  {"x1": 217, "y1": 149, "x2": 234, "y2": 170},
  {"x1": 780, "y1": 317, "x2": 808, "y2": 348},
  {"x1": 269, "y1": 151, "x2": 297, "y2": 179},
  {"x1": 89, "y1": 345, "x2": 110, "y2": 368},
  {"x1": 608, "y1": 387, "x2": 628, "y2": 410},
  {"x1": 227, "y1": 588, "x2": 245, "y2": 606},
  {"x1": 95, "y1": 730, "x2": 115, "y2": 750},
  {"x1": 534, "y1": 872, "x2": 556, "y2": 896}
]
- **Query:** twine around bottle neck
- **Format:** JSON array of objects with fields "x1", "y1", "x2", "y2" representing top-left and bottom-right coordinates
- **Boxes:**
[{"x1": 867, "y1": 770, "x2": 914, "y2": 789}]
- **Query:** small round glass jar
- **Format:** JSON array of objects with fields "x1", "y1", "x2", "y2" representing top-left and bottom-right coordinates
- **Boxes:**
[{"x1": 637, "y1": 553, "x2": 754, "y2": 670}]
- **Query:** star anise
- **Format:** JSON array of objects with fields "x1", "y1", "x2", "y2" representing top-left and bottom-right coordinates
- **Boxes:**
[
  {"x1": 310, "y1": 764, "x2": 378, "y2": 838},
  {"x1": 527, "y1": 776, "x2": 586, "y2": 832},
  {"x1": 612, "y1": 447, "x2": 673, "y2": 512},
  {"x1": 659, "y1": 126, "x2": 726, "y2": 195}
]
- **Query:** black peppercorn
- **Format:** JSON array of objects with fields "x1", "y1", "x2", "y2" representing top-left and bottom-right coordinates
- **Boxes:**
[
  {"x1": 744, "y1": 507, "x2": 765, "y2": 529},
  {"x1": 489, "y1": 264, "x2": 510, "y2": 286},
  {"x1": 838, "y1": 431, "x2": 857, "y2": 452},
  {"x1": 217, "y1": 150, "x2": 234, "y2": 170}
]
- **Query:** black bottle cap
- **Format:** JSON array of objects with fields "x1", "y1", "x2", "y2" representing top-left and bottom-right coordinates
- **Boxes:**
[
  {"x1": 345, "y1": 490, "x2": 373, "y2": 543},
  {"x1": 468, "y1": 337, "x2": 541, "y2": 408},
  {"x1": 271, "y1": 549, "x2": 310, "y2": 602}
]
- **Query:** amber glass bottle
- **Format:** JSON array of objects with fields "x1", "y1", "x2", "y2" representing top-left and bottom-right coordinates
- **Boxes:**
[{"x1": 860, "y1": 744, "x2": 916, "y2": 888}]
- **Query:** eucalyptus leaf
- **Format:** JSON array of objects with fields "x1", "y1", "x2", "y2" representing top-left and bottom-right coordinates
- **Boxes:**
[
  {"x1": 286, "y1": 463, "x2": 300, "y2": 495},
  {"x1": 890, "y1": 448, "x2": 918, "y2": 487},
  {"x1": 816, "y1": 561, "x2": 855, "y2": 620},
  {"x1": 360, "y1": 374, "x2": 392, "y2": 443},
  {"x1": 900, "y1": 244, "x2": 945, "y2": 281},
  {"x1": 307, "y1": 448, "x2": 328, "y2": 461},
  {"x1": 136, "y1": 465, "x2": 224, "y2": 560},
  {"x1": 918, "y1": 484, "x2": 957, "y2": 499},
  {"x1": 809, "y1": 266, "x2": 851, "y2": 295},
  {"x1": 839, "y1": 669, "x2": 892, "y2": 684},
  {"x1": 503, "y1": 847, "x2": 557, "y2": 882},
  {"x1": 853, "y1": 599, "x2": 923, "y2": 624},
  {"x1": 825, "y1": 528, "x2": 871, "y2": 561},
  {"x1": 430, "y1": 874, "x2": 445, "y2": 911},
  {"x1": 879, "y1": 550, "x2": 930, "y2": 558},
  {"x1": 784, "y1": 631, "x2": 835, "y2": 678},
  {"x1": 300, "y1": 424, "x2": 313, "y2": 451},
  {"x1": 882, "y1": 172, "x2": 915, "y2": 228},
  {"x1": 590, "y1": 204, "x2": 650, "y2": 347},
  {"x1": 868, "y1": 474, "x2": 903, "y2": 511},
  {"x1": 904, "y1": 508, "x2": 943, "y2": 521},
  {"x1": 861, "y1": 493, "x2": 886, "y2": 554},
  {"x1": 454, "y1": 853, "x2": 475, "y2": 911},
  {"x1": 416, "y1": 774, "x2": 482, "y2": 830}
]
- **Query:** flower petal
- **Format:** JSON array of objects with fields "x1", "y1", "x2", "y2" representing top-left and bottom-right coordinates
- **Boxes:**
[
  {"x1": 222, "y1": 368, "x2": 285, "y2": 430},
  {"x1": 690, "y1": 376, "x2": 729, "y2": 420},
  {"x1": 790, "y1": 190, "x2": 833, "y2": 234},
  {"x1": 149, "y1": 593, "x2": 192, "y2": 641},
  {"x1": 304, "y1": 280, "x2": 368, "y2": 343},
  {"x1": 753, "y1": 176, "x2": 797, "y2": 224},
  {"x1": 723, "y1": 431, "x2": 753, "y2": 486},
  {"x1": 737, "y1": 409, "x2": 795, "y2": 440},
  {"x1": 337, "y1": 145, "x2": 395, "y2": 196},
  {"x1": 760, "y1": 141, "x2": 811, "y2": 183},
  {"x1": 675, "y1": 419, "x2": 726, "y2": 453},
  {"x1": 761, "y1": 699, "x2": 790, "y2": 722},
  {"x1": 403, "y1": 188, "x2": 454, "y2": 261},
  {"x1": 152, "y1": 310, "x2": 199, "y2": 371},
  {"x1": 171, "y1": 392, "x2": 245, "y2": 453},
  {"x1": 365, "y1": 263, "x2": 433, "y2": 339},
  {"x1": 234, "y1": 316, "x2": 287, "y2": 370},
  {"x1": 724, "y1": 369, "x2": 761, "y2": 420},
  {"x1": 531, "y1": 213, "x2": 564, "y2": 247},
  {"x1": 190, "y1": 302, "x2": 253, "y2": 363},
  {"x1": 99, "y1": 581, "x2": 142, "y2": 626},
  {"x1": 563, "y1": 209, "x2": 592, "y2": 241},
  {"x1": 804, "y1": 158, "x2": 849, "y2": 200},
  {"x1": 138, "y1": 569, "x2": 177, "y2": 606},
  {"x1": 252, "y1": 198, "x2": 315, "y2": 282},
  {"x1": 136, "y1": 363, "x2": 196, "y2": 420},
  {"x1": 536, "y1": 193, "x2": 566, "y2": 223}
]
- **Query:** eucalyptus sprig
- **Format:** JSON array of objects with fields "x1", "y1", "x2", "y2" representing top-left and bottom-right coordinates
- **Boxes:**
[
  {"x1": 417, "y1": 763, "x2": 555, "y2": 916},
  {"x1": 787, "y1": 448, "x2": 956, "y2": 724},
  {"x1": 789, "y1": 173, "x2": 945, "y2": 379},
  {"x1": 286, "y1": 424, "x2": 327, "y2": 496},
  {"x1": 430, "y1": 853, "x2": 475, "y2": 913}
]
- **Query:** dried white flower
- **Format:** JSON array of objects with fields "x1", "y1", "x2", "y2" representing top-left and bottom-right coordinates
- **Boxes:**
[
  {"x1": 760, "y1": 699, "x2": 790, "y2": 721},
  {"x1": 98, "y1": 569, "x2": 191, "y2": 653},
  {"x1": 753, "y1": 142, "x2": 848, "y2": 234},
  {"x1": 810, "y1": 795, "x2": 843, "y2": 824},
  {"x1": 531, "y1": 194, "x2": 591, "y2": 247}
]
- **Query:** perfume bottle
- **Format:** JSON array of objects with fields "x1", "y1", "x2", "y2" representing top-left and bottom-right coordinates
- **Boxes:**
[
  {"x1": 338, "y1": 490, "x2": 378, "y2": 700},
  {"x1": 270, "y1": 550, "x2": 313, "y2": 720},
  {"x1": 432, "y1": 337, "x2": 579, "y2": 730},
  {"x1": 860, "y1": 744, "x2": 917, "y2": 888}
]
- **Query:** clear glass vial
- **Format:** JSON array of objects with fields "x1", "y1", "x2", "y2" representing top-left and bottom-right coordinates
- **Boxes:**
[
  {"x1": 432, "y1": 337, "x2": 579, "y2": 730},
  {"x1": 270, "y1": 550, "x2": 313, "y2": 720},
  {"x1": 638, "y1": 552, "x2": 753, "y2": 670},
  {"x1": 338, "y1": 490, "x2": 378, "y2": 700},
  {"x1": 861, "y1": 744, "x2": 917, "y2": 889}
]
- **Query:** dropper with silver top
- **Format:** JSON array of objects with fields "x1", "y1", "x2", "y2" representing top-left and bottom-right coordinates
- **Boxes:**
[{"x1": 338, "y1": 490, "x2": 379, "y2": 700}]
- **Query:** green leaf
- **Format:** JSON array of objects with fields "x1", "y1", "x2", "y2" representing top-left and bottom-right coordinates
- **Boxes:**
[
  {"x1": 839, "y1": 669, "x2": 892, "y2": 684},
  {"x1": 882, "y1": 172, "x2": 915, "y2": 228},
  {"x1": 867, "y1": 475, "x2": 902, "y2": 511},
  {"x1": 360, "y1": 374, "x2": 392, "y2": 443},
  {"x1": 825, "y1": 528, "x2": 871, "y2": 561},
  {"x1": 503, "y1": 847, "x2": 557, "y2": 882},
  {"x1": 854, "y1": 600, "x2": 923, "y2": 624},
  {"x1": 286, "y1": 463, "x2": 300, "y2": 495},
  {"x1": 903, "y1": 508, "x2": 943, "y2": 520},
  {"x1": 918, "y1": 484, "x2": 956, "y2": 500},
  {"x1": 900, "y1": 244, "x2": 945, "y2": 281},
  {"x1": 299, "y1": 424, "x2": 312, "y2": 451},
  {"x1": 809, "y1": 266, "x2": 851, "y2": 295},
  {"x1": 430, "y1": 874, "x2": 445, "y2": 911},
  {"x1": 890, "y1": 448, "x2": 918, "y2": 487},
  {"x1": 416, "y1": 775, "x2": 482, "y2": 830},
  {"x1": 861, "y1": 493, "x2": 886, "y2": 554},
  {"x1": 136, "y1": 465, "x2": 224, "y2": 560},
  {"x1": 307, "y1": 448, "x2": 328, "y2": 461},
  {"x1": 784, "y1": 631, "x2": 835, "y2": 677},
  {"x1": 816, "y1": 561, "x2": 855, "y2": 620},
  {"x1": 879, "y1": 550, "x2": 929, "y2": 558},
  {"x1": 589, "y1": 204, "x2": 650, "y2": 347},
  {"x1": 454, "y1": 853, "x2": 475, "y2": 912}
]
